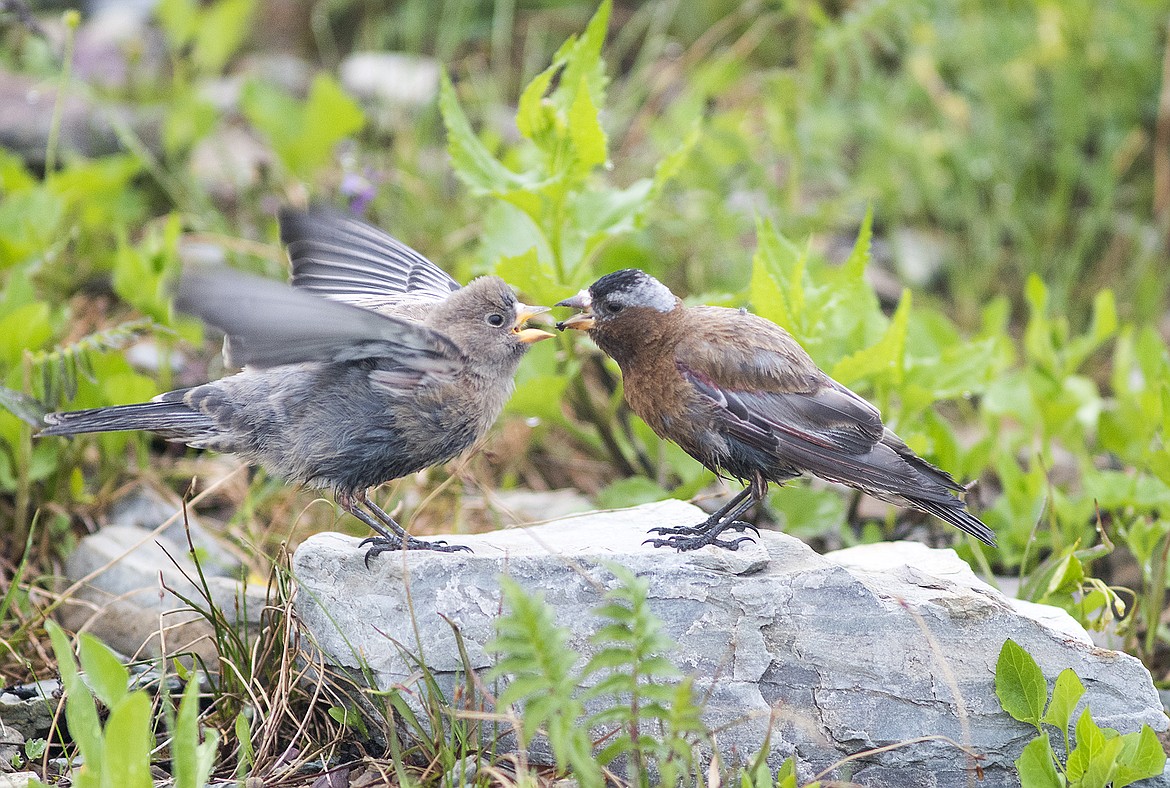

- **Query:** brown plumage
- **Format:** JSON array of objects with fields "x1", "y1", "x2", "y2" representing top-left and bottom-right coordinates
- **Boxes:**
[
  {"x1": 557, "y1": 269, "x2": 996, "y2": 551},
  {"x1": 39, "y1": 209, "x2": 554, "y2": 562}
]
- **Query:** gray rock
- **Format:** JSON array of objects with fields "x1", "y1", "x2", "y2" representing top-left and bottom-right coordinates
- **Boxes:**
[
  {"x1": 61, "y1": 525, "x2": 265, "y2": 666},
  {"x1": 105, "y1": 487, "x2": 241, "y2": 577},
  {"x1": 187, "y1": 124, "x2": 275, "y2": 207},
  {"x1": 0, "y1": 773, "x2": 38, "y2": 788},
  {"x1": 340, "y1": 52, "x2": 440, "y2": 109},
  {"x1": 0, "y1": 69, "x2": 161, "y2": 169},
  {"x1": 0, "y1": 681, "x2": 58, "y2": 739},
  {"x1": 293, "y1": 500, "x2": 1167, "y2": 786},
  {"x1": 0, "y1": 723, "x2": 23, "y2": 772}
]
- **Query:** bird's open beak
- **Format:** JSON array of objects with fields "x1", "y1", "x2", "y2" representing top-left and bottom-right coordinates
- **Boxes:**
[
  {"x1": 555, "y1": 290, "x2": 595, "y2": 331},
  {"x1": 512, "y1": 303, "x2": 555, "y2": 343}
]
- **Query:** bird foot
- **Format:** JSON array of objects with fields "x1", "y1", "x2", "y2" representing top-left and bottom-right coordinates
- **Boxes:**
[
  {"x1": 642, "y1": 531, "x2": 756, "y2": 552},
  {"x1": 360, "y1": 535, "x2": 473, "y2": 566},
  {"x1": 647, "y1": 520, "x2": 759, "y2": 537}
]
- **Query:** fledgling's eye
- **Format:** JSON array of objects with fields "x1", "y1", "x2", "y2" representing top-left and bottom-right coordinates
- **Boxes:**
[
  {"x1": 608, "y1": 301, "x2": 624, "y2": 314},
  {"x1": 486, "y1": 313, "x2": 506, "y2": 327}
]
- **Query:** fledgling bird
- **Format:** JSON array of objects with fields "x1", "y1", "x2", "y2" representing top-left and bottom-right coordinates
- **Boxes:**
[
  {"x1": 40, "y1": 209, "x2": 553, "y2": 562},
  {"x1": 556, "y1": 269, "x2": 996, "y2": 551}
]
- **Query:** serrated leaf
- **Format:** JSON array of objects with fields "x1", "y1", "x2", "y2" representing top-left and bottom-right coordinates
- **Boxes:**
[
  {"x1": 568, "y1": 74, "x2": 607, "y2": 172},
  {"x1": 831, "y1": 289, "x2": 911, "y2": 386},
  {"x1": 1041, "y1": 668, "x2": 1084, "y2": 738},
  {"x1": 995, "y1": 638, "x2": 1047, "y2": 727},
  {"x1": 440, "y1": 71, "x2": 528, "y2": 195},
  {"x1": 750, "y1": 217, "x2": 802, "y2": 331},
  {"x1": 516, "y1": 63, "x2": 558, "y2": 142},
  {"x1": 1015, "y1": 733, "x2": 1063, "y2": 788},
  {"x1": 842, "y1": 207, "x2": 873, "y2": 281}
]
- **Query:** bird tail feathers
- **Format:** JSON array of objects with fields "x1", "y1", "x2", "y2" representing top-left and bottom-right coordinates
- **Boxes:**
[{"x1": 40, "y1": 400, "x2": 211, "y2": 440}]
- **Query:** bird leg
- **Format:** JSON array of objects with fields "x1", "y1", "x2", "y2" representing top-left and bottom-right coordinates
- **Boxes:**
[
  {"x1": 335, "y1": 491, "x2": 472, "y2": 567},
  {"x1": 644, "y1": 486, "x2": 760, "y2": 551}
]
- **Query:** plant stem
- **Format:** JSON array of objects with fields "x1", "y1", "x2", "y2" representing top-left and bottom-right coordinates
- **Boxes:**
[{"x1": 44, "y1": 10, "x2": 80, "y2": 174}]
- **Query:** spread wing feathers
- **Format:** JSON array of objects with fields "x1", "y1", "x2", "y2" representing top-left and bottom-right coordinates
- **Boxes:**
[
  {"x1": 681, "y1": 369, "x2": 996, "y2": 546},
  {"x1": 281, "y1": 206, "x2": 460, "y2": 304},
  {"x1": 177, "y1": 268, "x2": 464, "y2": 374}
]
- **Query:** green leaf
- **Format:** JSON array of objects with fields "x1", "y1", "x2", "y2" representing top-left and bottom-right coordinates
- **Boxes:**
[
  {"x1": 78, "y1": 633, "x2": 129, "y2": 709},
  {"x1": 0, "y1": 302, "x2": 52, "y2": 368},
  {"x1": 595, "y1": 476, "x2": 670, "y2": 509},
  {"x1": 494, "y1": 247, "x2": 560, "y2": 308},
  {"x1": 101, "y1": 692, "x2": 154, "y2": 788},
  {"x1": 234, "y1": 710, "x2": 253, "y2": 778},
  {"x1": 1066, "y1": 707, "x2": 1111, "y2": 786},
  {"x1": 516, "y1": 62, "x2": 558, "y2": 142},
  {"x1": 994, "y1": 638, "x2": 1047, "y2": 727},
  {"x1": 1113, "y1": 726, "x2": 1167, "y2": 787},
  {"x1": 242, "y1": 74, "x2": 364, "y2": 179},
  {"x1": 1015, "y1": 733, "x2": 1063, "y2": 788},
  {"x1": 831, "y1": 289, "x2": 911, "y2": 387},
  {"x1": 46, "y1": 621, "x2": 103, "y2": 773},
  {"x1": 556, "y1": 0, "x2": 611, "y2": 116},
  {"x1": 750, "y1": 217, "x2": 803, "y2": 332},
  {"x1": 1041, "y1": 668, "x2": 1084, "y2": 738},
  {"x1": 841, "y1": 207, "x2": 873, "y2": 281},
  {"x1": 172, "y1": 677, "x2": 217, "y2": 788},
  {"x1": 568, "y1": 74, "x2": 607, "y2": 173},
  {"x1": 192, "y1": 0, "x2": 255, "y2": 73},
  {"x1": 439, "y1": 71, "x2": 528, "y2": 195}
]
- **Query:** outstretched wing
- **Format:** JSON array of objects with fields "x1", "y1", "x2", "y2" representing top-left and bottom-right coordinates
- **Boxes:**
[
  {"x1": 280, "y1": 206, "x2": 461, "y2": 306},
  {"x1": 177, "y1": 267, "x2": 463, "y2": 379}
]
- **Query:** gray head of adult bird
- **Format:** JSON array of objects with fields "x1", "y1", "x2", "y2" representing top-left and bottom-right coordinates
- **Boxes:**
[
  {"x1": 40, "y1": 209, "x2": 554, "y2": 564},
  {"x1": 556, "y1": 268, "x2": 996, "y2": 551}
]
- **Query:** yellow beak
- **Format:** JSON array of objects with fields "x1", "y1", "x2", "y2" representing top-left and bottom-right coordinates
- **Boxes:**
[{"x1": 512, "y1": 304, "x2": 554, "y2": 344}]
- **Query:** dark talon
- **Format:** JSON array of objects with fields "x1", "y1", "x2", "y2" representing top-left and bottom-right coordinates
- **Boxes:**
[
  {"x1": 361, "y1": 535, "x2": 473, "y2": 565},
  {"x1": 647, "y1": 519, "x2": 758, "y2": 538}
]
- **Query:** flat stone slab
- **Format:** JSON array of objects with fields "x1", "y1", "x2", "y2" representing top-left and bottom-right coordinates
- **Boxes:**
[{"x1": 292, "y1": 500, "x2": 1167, "y2": 787}]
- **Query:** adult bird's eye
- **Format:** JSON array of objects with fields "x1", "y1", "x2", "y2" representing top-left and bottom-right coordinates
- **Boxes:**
[{"x1": 486, "y1": 313, "x2": 506, "y2": 327}]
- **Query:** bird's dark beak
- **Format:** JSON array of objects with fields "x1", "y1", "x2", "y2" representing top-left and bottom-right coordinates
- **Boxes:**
[
  {"x1": 512, "y1": 303, "x2": 555, "y2": 344},
  {"x1": 555, "y1": 290, "x2": 595, "y2": 331}
]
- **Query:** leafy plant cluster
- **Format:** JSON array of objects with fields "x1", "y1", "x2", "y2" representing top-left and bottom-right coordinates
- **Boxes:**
[
  {"x1": 39, "y1": 620, "x2": 217, "y2": 788},
  {"x1": 487, "y1": 563, "x2": 820, "y2": 787},
  {"x1": 995, "y1": 638, "x2": 1165, "y2": 787}
]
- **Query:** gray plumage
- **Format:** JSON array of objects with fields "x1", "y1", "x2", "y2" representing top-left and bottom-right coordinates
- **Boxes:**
[{"x1": 41, "y1": 210, "x2": 552, "y2": 559}]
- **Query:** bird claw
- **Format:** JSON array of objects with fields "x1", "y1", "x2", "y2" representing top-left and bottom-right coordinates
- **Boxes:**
[
  {"x1": 647, "y1": 520, "x2": 759, "y2": 538},
  {"x1": 360, "y1": 536, "x2": 473, "y2": 566},
  {"x1": 642, "y1": 533, "x2": 756, "y2": 552}
]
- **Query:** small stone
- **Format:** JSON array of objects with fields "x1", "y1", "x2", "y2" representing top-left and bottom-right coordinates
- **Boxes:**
[
  {"x1": 0, "y1": 682, "x2": 57, "y2": 739},
  {"x1": 106, "y1": 487, "x2": 240, "y2": 577},
  {"x1": 61, "y1": 525, "x2": 265, "y2": 665},
  {"x1": 340, "y1": 52, "x2": 440, "y2": 108}
]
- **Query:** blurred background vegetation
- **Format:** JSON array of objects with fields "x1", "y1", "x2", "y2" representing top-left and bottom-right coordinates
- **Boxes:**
[{"x1": 0, "y1": 0, "x2": 1168, "y2": 682}]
